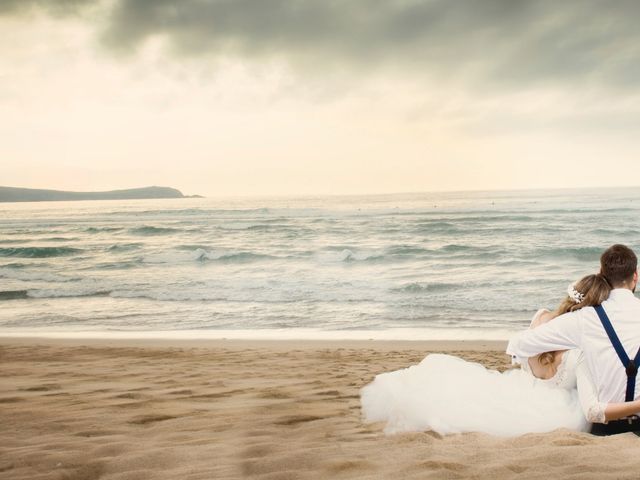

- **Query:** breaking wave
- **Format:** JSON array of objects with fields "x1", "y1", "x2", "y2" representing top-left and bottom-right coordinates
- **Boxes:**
[
  {"x1": 128, "y1": 226, "x2": 181, "y2": 235},
  {"x1": 0, "y1": 247, "x2": 83, "y2": 258}
]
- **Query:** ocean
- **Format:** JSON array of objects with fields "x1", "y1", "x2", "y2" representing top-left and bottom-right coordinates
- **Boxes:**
[{"x1": 1, "y1": 188, "x2": 638, "y2": 340}]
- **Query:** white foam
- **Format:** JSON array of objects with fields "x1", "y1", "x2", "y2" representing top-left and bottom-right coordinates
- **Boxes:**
[
  {"x1": 0, "y1": 268, "x2": 80, "y2": 283},
  {"x1": 315, "y1": 248, "x2": 383, "y2": 263},
  {"x1": 0, "y1": 327, "x2": 517, "y2": 341}
]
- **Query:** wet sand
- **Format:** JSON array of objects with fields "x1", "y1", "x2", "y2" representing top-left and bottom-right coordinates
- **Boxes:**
[{"x1": 1, "y1": 337, "x2": 639, "y2": 480}]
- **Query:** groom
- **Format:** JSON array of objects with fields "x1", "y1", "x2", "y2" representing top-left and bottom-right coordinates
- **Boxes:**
[{"x1": 507, "y1": 244, "x2": 640, "y2": 435}]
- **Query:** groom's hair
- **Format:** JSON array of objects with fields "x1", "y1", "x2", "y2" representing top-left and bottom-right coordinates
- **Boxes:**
[{"x1": 600, "y1": 244, "x2": 637, "y2": 287}]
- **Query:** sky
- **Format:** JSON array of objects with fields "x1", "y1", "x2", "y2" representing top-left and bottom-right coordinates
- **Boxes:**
[{"x1": 1, "y1": 0, "x2": 640, "y2": 197}]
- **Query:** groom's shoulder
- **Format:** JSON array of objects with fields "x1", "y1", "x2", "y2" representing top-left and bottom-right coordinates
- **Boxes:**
[
  {"x1": 603, "y1": 291, "x2": 640, "y2": 305},
  {"x1": 601, "y1": 292, "x2": 640, "y2": 313}
]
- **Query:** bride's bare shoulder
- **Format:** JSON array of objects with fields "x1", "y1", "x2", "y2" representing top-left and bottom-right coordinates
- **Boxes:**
[{"x1": 529, "y1": 308, "x2": 557, "y2": 329}]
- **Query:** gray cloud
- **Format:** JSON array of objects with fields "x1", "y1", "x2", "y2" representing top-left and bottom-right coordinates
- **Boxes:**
[
  {"x1": 0, "y1": 0, "x2": 93, "y2": 16},
  {"x1": 5, "y1": 0, "x2": 640, "y2": 91}
]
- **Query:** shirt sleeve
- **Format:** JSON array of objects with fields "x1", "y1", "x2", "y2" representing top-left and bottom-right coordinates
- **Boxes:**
[
  {"x1": 575, "y1": 351, "x2": 606, "y2": 423},
  {"x1": 506, "y1": 309, "x2": 584, "y2": 358}
]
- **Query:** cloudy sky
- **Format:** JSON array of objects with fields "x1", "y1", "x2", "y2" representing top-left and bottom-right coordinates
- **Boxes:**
[{"x1": 2, "y1": 0, "x2": 640, "y2": 196}]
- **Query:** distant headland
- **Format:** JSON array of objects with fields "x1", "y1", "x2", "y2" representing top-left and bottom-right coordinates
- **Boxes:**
[{"x1": 0, "y1": 186, "x2": 203, "y2": 203}]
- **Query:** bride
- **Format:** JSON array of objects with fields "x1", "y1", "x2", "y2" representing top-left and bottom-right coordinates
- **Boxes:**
[{"x1": 360, "y1": 274, "x2": 640, "y2": 437}]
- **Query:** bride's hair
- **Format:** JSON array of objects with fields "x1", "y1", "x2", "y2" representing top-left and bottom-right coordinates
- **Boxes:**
[
  {"x1": 556, "y1": 273, "x2": 612, "y2": 315},
  {"x1": 537, "y1": 273, "x2": 611, "y2": 367}
]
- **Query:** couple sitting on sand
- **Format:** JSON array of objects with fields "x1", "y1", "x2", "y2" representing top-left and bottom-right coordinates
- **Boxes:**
[{"x1": 361, "y1": 244, "x2": 640, "y2": 437}]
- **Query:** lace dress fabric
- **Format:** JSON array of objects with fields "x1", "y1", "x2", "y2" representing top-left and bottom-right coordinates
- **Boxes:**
[{"x1": 520, "y1": 309, "x2": 606, "y2": 423}]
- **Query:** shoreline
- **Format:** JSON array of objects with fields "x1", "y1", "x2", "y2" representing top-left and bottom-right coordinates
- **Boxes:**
[
  {"x1": 0, "y1": 327, "x2": 519, "y2": 342},
  {"x1": 0, "y1": 336, "x2": 507, "y2": 351}
]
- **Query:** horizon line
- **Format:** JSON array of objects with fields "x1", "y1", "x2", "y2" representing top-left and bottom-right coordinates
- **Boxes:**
[{"x1": 3, "y1": 183, "x2": 640, "y2": 201}]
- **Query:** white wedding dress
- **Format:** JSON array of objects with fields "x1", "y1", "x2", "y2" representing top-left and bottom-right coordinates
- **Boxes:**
[{"x1": 360, "y1": 312, "x2": 591, "y2": 437}]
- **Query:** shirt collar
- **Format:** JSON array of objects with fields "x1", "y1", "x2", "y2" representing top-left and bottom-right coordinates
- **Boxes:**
[{"x1": 608, "y1": 288, "x2": 636, "y2": 301}]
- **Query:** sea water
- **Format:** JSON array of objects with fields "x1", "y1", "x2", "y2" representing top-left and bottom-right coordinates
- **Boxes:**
[{"x1": 1, "y1": 188, "x2": 639, "y2": 339}]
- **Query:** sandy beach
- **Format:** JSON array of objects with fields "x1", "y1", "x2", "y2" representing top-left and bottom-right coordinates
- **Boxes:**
[{"x1": 2, "y1": 337, "x2": 640, "y2": 480}]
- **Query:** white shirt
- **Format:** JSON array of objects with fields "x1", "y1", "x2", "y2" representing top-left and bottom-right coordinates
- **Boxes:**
[
  {"x1": 507, "y1": 289, "x2": 640, "y2": 407},
  {"x1": 575, "y1": 354, "x2": 607, "y2": 423}
]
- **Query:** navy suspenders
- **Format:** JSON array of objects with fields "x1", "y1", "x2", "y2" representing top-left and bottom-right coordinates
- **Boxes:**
[{"x1": 594, "y1": 304, "x2": 640, "y2": 402}]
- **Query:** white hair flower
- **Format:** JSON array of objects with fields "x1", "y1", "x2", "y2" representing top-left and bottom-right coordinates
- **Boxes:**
[{"x1": 567, "y1": 283, "x2": 585, "y2": 304}]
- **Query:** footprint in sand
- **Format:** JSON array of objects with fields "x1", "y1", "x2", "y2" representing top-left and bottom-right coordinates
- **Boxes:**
[
  {"x1": 0, "y1": 397, "x2": 24, "y2": 403},
  {"x1": 506, "y1": 464, "x2": 530, "y2": 474},
  {"x1": 241, "y1": 443, "x2": 276, "y2": 459},
  {"x1": 112, "y1": 392, "x2": 146, "y2": 400},
  {"x1": 257, "y1": 388, "x2": 291, "y2": 399},
  {"x1": 316, "y1": 390, "x2": 341, "y2": 396},
  {"x1": 168, "y1": 389, "x2": 193, "y2": 395},
  {"x1": 326, "y1": 459, "x2": 375, "y2": 474},
  {"x1": 128, "y1": 414, "x2": 177, "y2": 425},
  {"x1": 418, "y1": 460, "x2": 467, "y2": 472},
  {"x1": 21, "y1": 383, "x2": 61, "y2": 392},
  {"x1": 74, "y1": 430, "x2": 122, "y2": 437},
  {"x1": 274, "y1": 414, "x2": 323, "y2": 426},
  {"x1": 113, "y1": 400, "x2": 153, "y2": 409},
  {"x1": 187, "y1": 389, "x2": 247, "y2": 400}
]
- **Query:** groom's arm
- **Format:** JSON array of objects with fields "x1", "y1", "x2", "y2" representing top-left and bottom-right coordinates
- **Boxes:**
[
  {"x1": 578, "y1": 352, "x2": 640, "y2": 422},
  {"x1": 506, "y1": 309, "x2": 584, "y2": 358},
  {"x1": 575, "y1": 352, "x2": 606, "y2": 423}
]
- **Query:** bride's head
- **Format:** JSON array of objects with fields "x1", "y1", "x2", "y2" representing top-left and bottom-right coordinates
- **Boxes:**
[
  {"x1": 537, "y1": 274, "x2": 611, "y2": 367},
  {"x1": 557, "y1": 273, "x2": 611, "y2": 315}
]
